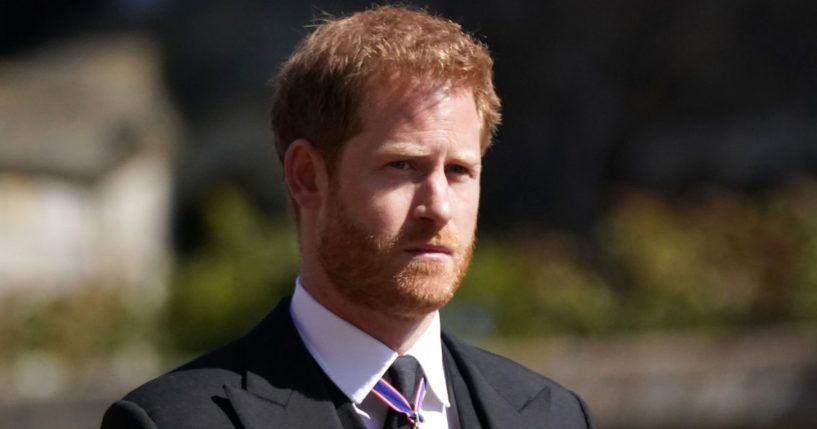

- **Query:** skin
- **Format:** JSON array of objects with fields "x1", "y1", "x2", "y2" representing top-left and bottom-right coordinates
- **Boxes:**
[{"x1": 285, "y1": 84, "x2": 482, "y2": 353}]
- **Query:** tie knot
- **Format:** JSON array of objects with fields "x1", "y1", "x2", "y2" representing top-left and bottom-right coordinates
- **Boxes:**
[
  {"x1": 386, "y1": 355, "x2": 423, "y2": 401},
  {"x1": 379, "y1": 355, "x2": 427, "y2": 428}
]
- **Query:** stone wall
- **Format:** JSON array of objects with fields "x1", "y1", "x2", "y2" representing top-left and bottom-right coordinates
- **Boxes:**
[
  {"x1": 486, "y1": 326, "x2": 817, "y2": 428},
  {"x1": 0, "y1": 35, "x2": 179, "y2": 300}
]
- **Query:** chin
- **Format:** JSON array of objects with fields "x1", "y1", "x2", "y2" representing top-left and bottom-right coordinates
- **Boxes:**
[{"x1": 386, "y1": 267, "x2": 461, "y2": 318}]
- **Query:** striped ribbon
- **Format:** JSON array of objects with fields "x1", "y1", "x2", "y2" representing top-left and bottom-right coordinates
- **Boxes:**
[{"x1": 371, "y1": 376, "x2": 427, "y2": 426}]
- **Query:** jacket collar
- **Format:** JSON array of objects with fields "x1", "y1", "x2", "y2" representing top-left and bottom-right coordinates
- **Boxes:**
[
  {"x1": 224, "y1": 298, "x2": 345, "y2": 429},
  {"x1": 442, "y1": 331, "x2": 552, "y2": 429},
  {"x1": 222, "y1": 298, "x2": 551, "y2": 429}
]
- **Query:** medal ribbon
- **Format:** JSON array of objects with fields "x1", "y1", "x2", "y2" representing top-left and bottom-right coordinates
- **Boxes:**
[{"x1": 371, "y1": 376, "x2": 427, "y2": 425}]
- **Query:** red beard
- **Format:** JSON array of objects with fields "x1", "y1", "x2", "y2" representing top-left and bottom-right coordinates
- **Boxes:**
[{"x1": 317, "y1": 191, "x2": 473, "y2": 320}]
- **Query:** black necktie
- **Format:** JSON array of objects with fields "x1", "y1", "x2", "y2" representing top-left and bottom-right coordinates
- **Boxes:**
[{"x1": 383, "y1": 355, "x2": 424, "y2": 429}]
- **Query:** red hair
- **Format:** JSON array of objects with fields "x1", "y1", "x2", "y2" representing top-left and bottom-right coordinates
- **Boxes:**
[{"x1": 270, "y1": 5, "x2": 501, "y2": 168}]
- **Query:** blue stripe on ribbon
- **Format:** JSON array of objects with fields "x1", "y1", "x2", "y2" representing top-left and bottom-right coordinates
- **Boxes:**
[{"x1": 371, "y1": 377, "x2": 427, "y2": 424}]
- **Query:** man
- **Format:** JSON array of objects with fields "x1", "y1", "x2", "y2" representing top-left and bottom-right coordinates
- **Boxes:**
[{"x1": 102, "y1": 5, "x2": 594, "y2": 429}]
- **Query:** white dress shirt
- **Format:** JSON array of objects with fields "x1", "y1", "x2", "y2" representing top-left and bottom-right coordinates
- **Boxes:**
[{"x1": 290, "y1": 278, "x2": 459, "y2": 429}]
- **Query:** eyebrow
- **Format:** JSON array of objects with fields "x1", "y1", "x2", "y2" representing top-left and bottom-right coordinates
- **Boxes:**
[
  {"x1": 375, "y1": 142, "x2": 482, "y2": 166},
  {"x1": 375, "y1": 142, "x2": 432, "y2": 157}
]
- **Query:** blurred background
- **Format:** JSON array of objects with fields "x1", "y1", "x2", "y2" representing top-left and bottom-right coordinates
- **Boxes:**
[{"x1": 2, "y1": 0, "x2": 817, "y2": 427}]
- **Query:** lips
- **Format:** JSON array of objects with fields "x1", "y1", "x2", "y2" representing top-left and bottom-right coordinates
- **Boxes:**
[
  {"x1": 404, "y1": 243, "x2": 455, "y2": 255},
  {"x1": 399, "y1": 227, "x2": 460, "y2": 257}
]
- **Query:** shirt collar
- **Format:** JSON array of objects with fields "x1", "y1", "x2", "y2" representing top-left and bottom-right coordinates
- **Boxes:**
[{"x1": 290, "y1": 278, "x2": 450, "y2": 406}]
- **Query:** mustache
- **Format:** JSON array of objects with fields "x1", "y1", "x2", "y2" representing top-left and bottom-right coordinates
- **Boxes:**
[{"x1": 394, "y1": 224, "x2": 461, "y2": 250}]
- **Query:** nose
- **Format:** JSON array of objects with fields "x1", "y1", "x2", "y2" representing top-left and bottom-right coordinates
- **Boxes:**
[{"x1": 412, "y1": 170, "x2": 452, "y2": 226}]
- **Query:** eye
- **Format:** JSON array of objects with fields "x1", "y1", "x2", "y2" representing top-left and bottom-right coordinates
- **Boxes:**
[
  {"x1": 446, "y1": 164, "x2": 470, "y2": 176},
  {"x1": 387, "y1": 160, "x2": 412, "y2": 170}
]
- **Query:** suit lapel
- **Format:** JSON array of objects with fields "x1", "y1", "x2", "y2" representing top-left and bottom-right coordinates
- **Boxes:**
[
  {"x1": 224, "y1": 298, "x2": 344, "y2": 429},
  {"x1": 223, "y1": 299, "x2": 554, "y2": 428},
  {"x1": 443, "y1": 343, "x2": 482, "y2": 429},
  {"x1": 442, "y1": 332, "x2": 551, "y2": 429}
]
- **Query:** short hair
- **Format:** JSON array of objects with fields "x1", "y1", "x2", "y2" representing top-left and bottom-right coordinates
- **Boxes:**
[{"x1": 270, "y1": 5, "x2": 501, "y2": 170}]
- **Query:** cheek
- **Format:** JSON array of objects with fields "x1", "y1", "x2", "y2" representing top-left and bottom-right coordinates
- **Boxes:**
[
  {"x1": 350, "y1": 186, "x2": 416, "y2": 232},
  {"x1": 453, "y1": 187, "x2": 480, "y2": 231}
]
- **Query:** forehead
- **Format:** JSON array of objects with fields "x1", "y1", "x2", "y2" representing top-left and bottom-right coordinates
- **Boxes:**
[
  {"x1": 357, "y1": 82, "x2": 480, "y2": 137},
  {"x1": 364, "y1": 80, "x2": 448, "y2": 111},
  {"x1": 331, "y1": 85, "x2": 482, "y2": 174}
]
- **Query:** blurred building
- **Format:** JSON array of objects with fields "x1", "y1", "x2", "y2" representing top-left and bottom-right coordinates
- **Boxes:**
[{"x1": 0, "y1": 36, "x2": 179, "y2": 300}]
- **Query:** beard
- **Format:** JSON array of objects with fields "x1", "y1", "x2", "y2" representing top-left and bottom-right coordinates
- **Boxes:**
[{"x1": 317, "y1": 192, "x2": 474, "y2": 320}]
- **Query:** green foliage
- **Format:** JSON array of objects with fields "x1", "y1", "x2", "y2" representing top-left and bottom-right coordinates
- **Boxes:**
[
  {"x1": 773, "y1": 181, "x2": 817, "y2": 323},
  {"x1": 7, "y1": 179, "x2": 817, "y2": 364},
  {"x1": 600, "y1": 190, "x2": 765, "y2": 329},
  {"x1": 599, "y1": 181, "x2": 817, "y2": 330},
  {"x1": 450, "y1": 179, "x2": 817, "y2": 337},
  {"x1": 163, "y1": 179, "x2": 817, "y2": 345},
  {"x1": 449, "y1": 233, "x2": 616, "y2": 337},
  {"x1": 164, "y1": 186, "x2": 299, "y2": 353},
  {"x1": 0, "y1": 287, "x2": 143, "y2": 368}
]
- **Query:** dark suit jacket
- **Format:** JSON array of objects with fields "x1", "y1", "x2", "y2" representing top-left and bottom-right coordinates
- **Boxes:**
[{"x1": 102, "y1": 298, "x2": 594, "y2": 428}]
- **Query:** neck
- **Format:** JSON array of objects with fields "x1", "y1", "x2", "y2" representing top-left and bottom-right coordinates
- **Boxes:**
[{"x1": 300, "y1": 271, "x2": 434, "y2": 354}]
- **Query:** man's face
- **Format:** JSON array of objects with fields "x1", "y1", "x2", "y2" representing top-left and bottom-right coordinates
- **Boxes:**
[{"x1": 317, "y1": 86, "x2": 482, "y2": 320}]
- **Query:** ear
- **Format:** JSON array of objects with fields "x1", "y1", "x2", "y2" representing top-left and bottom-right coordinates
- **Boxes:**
[{"x1": 283, "y1": 139, "x2": 327, "y2": 211}]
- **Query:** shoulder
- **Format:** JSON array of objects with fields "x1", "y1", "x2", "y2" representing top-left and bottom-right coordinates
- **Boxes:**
[
  {"x1": 442, "y1": 331, "x2": 595, "y2": 428},
  {"x1": 102, "y1": 298, "x2": 296, "y2": 429},
  {"x1": 126, "y1": 340, "x2": 246, "y2": 406},
  {"x1": 101, "y1": 338, "x2": 247, "y2": 429},
  {"x1": 443, "y1": 331, "x2": 572, "y2": 395}
]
